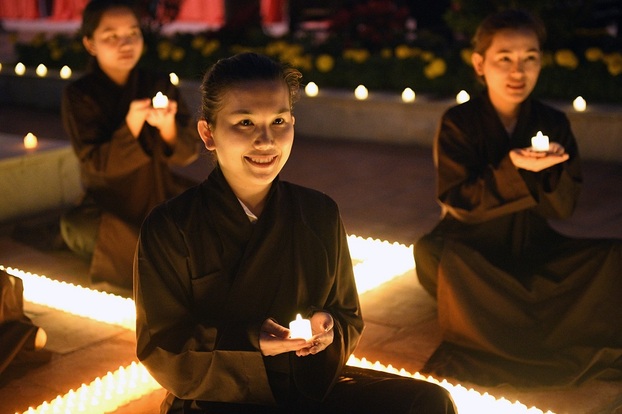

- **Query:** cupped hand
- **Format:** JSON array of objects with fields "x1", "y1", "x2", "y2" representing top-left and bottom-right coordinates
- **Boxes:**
[
  {"x1": 259, "y1": 318, "x2": 309, "y2": 357},
  {"x1": 126, "y1": 98, "x2": 151, "y2": 137},
  {"x1": 295, "y1": 312, "x2": 335, "y2": 357},
  {"x1": 146, "y1": 100, "x2": 178, "y2": 129},
  {"x1": 509, "y1": 142, "x2": 569, "y2": 172}
]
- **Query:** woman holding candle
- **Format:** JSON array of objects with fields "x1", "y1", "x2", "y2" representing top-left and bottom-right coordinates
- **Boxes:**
[
  {"x1": 135, "y1": 52, "x2": 456, "y2": 413},
  {"x1": 414, "y1": 9, "x2": 622, "y2": 387},
  {"x1": 60, "y1": 0, "x2": 200, "y2": 288}
]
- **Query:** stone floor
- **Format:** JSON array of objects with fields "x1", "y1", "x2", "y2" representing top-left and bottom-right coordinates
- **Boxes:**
[{"x1": 1, "y1": 104, "x2": 622, "y2": 413}]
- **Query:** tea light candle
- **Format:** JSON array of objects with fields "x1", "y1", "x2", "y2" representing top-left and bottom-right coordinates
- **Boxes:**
[
  {"x1": 152, "y1": 91, "x2": 169, "y2": 109},
  {"x1": 401, "y1": 87, "x2": 416, "y2": 103},
  {"x1": 60, "y1": 65, "x2": 72, "y2": 79},
  {"x1": 354, "y1": 85, "x2": 368, "y2": 100},
  {"x1": 289, "y1": 314, "x2": 312, "y2": 340},
  {"x1": 305, "y1": 82, "x2": 319, "y2": 97},
  {"x1": 456, "y1": 90, "x2": 470, "y2": 104},
  {"x1": 15, "y1": 62, "x2": 26, "y2": 76},
  {"x1": 24, "y1": 132, "x2": 38, "y2": 149},
  {"x1": 531, "y1": 131, "x2": 549, "y2": 152},
  {"x1": 36, "y1": 64, "x2": 48, "y2": 77},
  {"x1": 573, "y1": 96, "x2": 587, "y2": 112},
  {"x1": 169, "y1": 72, "x2": 179, "y2": 86}
]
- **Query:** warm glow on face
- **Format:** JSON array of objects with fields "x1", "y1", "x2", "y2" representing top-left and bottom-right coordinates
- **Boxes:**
[{"x1": 2, "y1": 235, "x2": 556, "y2": 413}]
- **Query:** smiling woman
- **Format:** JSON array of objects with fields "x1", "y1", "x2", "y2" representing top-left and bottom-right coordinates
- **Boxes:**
[{"x1": 134, "y1": 52, "x2": 457, "y2": 414}]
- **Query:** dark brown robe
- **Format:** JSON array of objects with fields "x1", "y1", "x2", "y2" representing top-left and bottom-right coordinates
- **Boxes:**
[
  {"x1": 134, "y1": 166, "x2": 364, "y2": 409},
  {"x1": 416, "y1": 92, "x2": 622, "y2": 387},
  {"x1": 0, "y1": 270, "x2": 50, "y2": 376},
  {"x1": 62, "y1": 64, "x2": 200, "y2": 287}
]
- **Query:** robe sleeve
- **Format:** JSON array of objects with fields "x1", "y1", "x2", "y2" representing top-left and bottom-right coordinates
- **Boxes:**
[
  {"x1": 527, "y1": 114, "x2": 582, "y2": 219},
  {"x1": 61, "y1": 80, "x2": 199, "y2": 185},
  {"x1": 164, "y1": 85, "x2": 201, "y2": 168},
  {"x1": 435, "y1": 106, "x2": 581, "y2": 224},
  {"x1": 435, "y1": 111, "x2": 537, "y2": 224},
  {"x1": 292, "y1": 197, "x2": 364, "y2": 400},
  {"x1": 62, "y1": 83, "x2": 152, "y2": 182},
  {"x1": 134, "y1": 205, "x2": 275, "y2": 405}
]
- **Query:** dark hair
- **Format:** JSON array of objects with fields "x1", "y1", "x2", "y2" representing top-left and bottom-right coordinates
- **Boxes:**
[
  {"x1": 80, "y1": 0, "x2": 140, "y2": 38},
  {"x1": 199, "y1": 52, "x2": 302, "y2": 125},
  {"x1": 472, "y1": 9, "x2": 547, "y2": 55}
]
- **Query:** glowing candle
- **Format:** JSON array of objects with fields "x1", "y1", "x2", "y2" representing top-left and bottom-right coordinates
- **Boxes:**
[
  {"x1": 354, "y1": 85, "x2": 368, "y2": 100},
  {"x1": 60, "y1": 65, "x2": 72, "y2": 79},
  {"x1": 152, "y1": 91, "x2": 169, "y2": 109},
  {"x1": 401, "y1": 87, "x2": 416, "y2": 103},
  {"x1": 289, "y1": 314, "x2": 312, "y2": 340},
  {"x1": 15, "y1": 62, "x2": 26, "y2": 76},
  {"x1": 573, "y1": 96, "x2": 587, "y2": 112},
  {"x1": 531, "y1": 131, "x2": 550, "y2": 152},
  {"x1": 24, "y1": 132, "x2": 38, "y2": 149},
  {"x1": 169, "y1": 72, "x2": 179, "y2": 86},
  {"x1": 305, "y1": 82, "x2": 319, "y2": 97},
  {"x1": 456, "y1": 90, "x2": 470, "y2": 104},
  {"x1": 35, "y1": 64, "x2": 47, "y2": 77}
]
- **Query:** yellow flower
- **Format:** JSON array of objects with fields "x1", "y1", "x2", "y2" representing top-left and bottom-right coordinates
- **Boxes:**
[
  {"x1": 395, "y1": 45, "x2": 412, "y2": 59},
  {"x1": 380, "y1": 48, "x2": 392, "y2": 59},
  {"x1": 265, "y1": 40, "x2": 288, "y2": 56},
  {"x1": 424, "y1": 58, "x2": 446, "y2": 79},
  {"x1": 50, "y1": 47, "x2": 63, "y2": 61},
  {"x1": 289, "y1": 54, "x2": 313, "y2": 71},
  {"x1": 343, "y1": 48, "x2": 370, "y2": 63},
  {"x1": 585, "y1": 47, "x2": 603, "y2": 62},
  {"x1": 541, "y1": 52, "x2": 554, "y2": 67},
  {"x1": 191, "y1": 35, "x2": 206, "y2": 50},
  {"x1": 31, "y1": 33, "x2": 46, "y2": 47},
  {"x1": 460, "y1": 48, "x2": 473, "y2": 66},
  {"x1": 171, "y1": 46, "x2": 185, "y2": 62},
  {"x1": 421, "y1": 51, "x2": 434, "y2": 62},
  {"x1": 554, "y1": 49, "x2": 579, "y2": 69},
  {"x1": 604, "y1": 52, "x2": 622, "y2": 76},
  {"x1": 315, "y1": 54, "x2": 335, "y2": 73},
  {"x1": 202, "y1": 39, "x2": 220, "y2": 56},
  {"x1": 157, "y1": 41, "x2": 172, "y2": 60}
]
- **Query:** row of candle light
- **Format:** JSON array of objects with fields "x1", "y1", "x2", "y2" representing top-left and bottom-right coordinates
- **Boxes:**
[
  {"x1": 1, "y1": 62, "x2": 181, "y2": 86},
  {"x1": 0, "y1": 62, "x2": 589, "y2": 111},
  {"x1": 2, "y1": 236, "x2": 556, "y2": 414},
  {"x1": 304, "y1": 81, "x2": 589, "y2": 111}
]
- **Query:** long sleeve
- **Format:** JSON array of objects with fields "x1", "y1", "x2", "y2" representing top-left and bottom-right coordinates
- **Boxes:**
[
  {"x1": 61, "y1": 67, "x2": 200, "y2": 224},
  {"x1": 435, "y1": 96, "x2": 581, "y2": 224},
  {"x1": 134, "y1": 201, "x2": 275, "y2": 404}
]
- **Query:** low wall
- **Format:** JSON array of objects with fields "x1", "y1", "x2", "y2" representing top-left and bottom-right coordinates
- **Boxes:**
[{"x1": 2, "y1": 72, "x2": 621, "y2": 162}]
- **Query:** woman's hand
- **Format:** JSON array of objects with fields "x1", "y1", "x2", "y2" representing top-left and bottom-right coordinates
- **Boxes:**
[
  {"x1": 509, "y1": 142, "x2": 569, "y2": 172},
  {"x1": 295, "y1": 312, "x2": 335, "y2": 357},
  {"x1": 146, "y1": 100, "x2": 178, "y2": 143},
  {"x1": 259, "y1": 318, "x2": 309, "y2": 357},
  {"x1": 125, "y1": 98, "x2": 151, "y2": 138}
]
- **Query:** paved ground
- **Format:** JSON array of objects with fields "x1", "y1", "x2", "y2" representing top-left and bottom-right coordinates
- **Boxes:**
[{"x1": 1, "y1": 104, "x2": 622, "y2": 413}]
